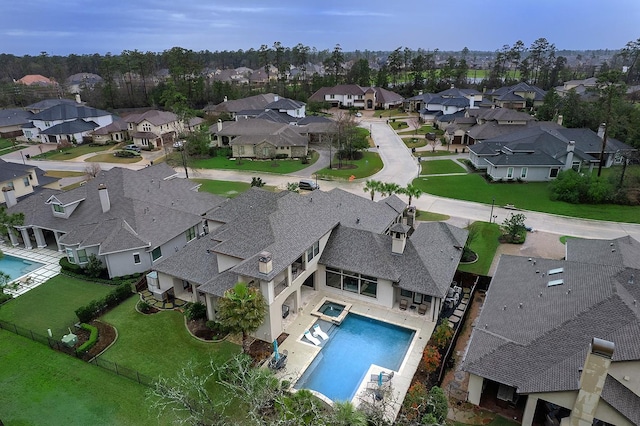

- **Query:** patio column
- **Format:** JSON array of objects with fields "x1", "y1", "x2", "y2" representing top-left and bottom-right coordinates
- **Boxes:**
[
  {"x1": 7, "y1": 228, "x2": 20, "y2": 246},
  {"x1": 521, "y1": 395, "x2": 537, "y2": 426},
  {"x1": 33, "y1": 227, "x2": 46, "y2": 248},
  {"x1": 53, "y1": 231, "x2": 64, "y2": 251},
  {"x1": 19, "y1": 228, "x2": 32, "y2": 249}
]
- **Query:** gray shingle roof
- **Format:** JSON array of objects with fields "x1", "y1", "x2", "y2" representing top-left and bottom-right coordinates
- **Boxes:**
[
  {"x1": 31, "y1": 104, "x2": 111, "y2": 121},
  {"x1": 567, "y1": 236, "x2": 640, "y2": 269},
  {"x1": 601, "y1": 375, "x2": 640, "y2": 426},
  {"x1": 40, "y1": 119, "x2": 98, "y2": 135},
  {"x1": 0, "y1": 109, "x2": 33, "y2": 127},
  {"x1": 124, "y1": 110, "x2": 178, "y2": 126},
  {"x1": 463, "y1": 241, "x2": 640, "y2": 407},
  {"x1": 217, "y1": 119, "x2": 307, "y2": 147},
  {"x1": 205, "y1": 93, "x2": 278, "y2": 113}
]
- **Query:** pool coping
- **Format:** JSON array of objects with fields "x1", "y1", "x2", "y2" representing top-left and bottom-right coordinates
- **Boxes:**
[
  {"x1": 0, "y1": 243, "x2": 64, "y2": 296},
  {"x1": 309, "y1": 296, "x2": 352, "y2": 324}
]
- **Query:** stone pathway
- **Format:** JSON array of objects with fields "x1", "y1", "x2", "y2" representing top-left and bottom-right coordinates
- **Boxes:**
[{"x1": 138, "y1": 289, "x2": 188, "y2": 310}]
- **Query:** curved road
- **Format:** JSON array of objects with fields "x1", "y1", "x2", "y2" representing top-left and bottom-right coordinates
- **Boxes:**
[{"x1": 4, "y1": 120, "x2": 640, "y2": 241}]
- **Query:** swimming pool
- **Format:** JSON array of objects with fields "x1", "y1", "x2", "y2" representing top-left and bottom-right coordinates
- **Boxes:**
[
  {"x1": 295, "y1": 313, "x2": 415, "y2": 402},
  {"x1": 0, "y1": 254, "x2": 44, "y2": 281}
]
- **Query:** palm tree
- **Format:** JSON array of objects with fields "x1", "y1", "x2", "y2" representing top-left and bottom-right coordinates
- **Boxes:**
[
  {"x1": 401, "y1": 184, "x2": 423, "y2": 206},
  {"x1": 381, "y1": 182, "x2": 401, "y2": 197},
  {"x1": 363, "y1": 179, "x2": 383, "y2": 201},
  {"x1": 217, "y1": 282, "x2": 266, "y2": 354},
  {"x1": 332, "y1": 401, "x2": 368, "y2": 426}
]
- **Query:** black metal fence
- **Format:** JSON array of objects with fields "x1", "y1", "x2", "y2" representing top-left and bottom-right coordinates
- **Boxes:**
[{"x1": 0, "y1": 319, "x2": 152, "y2": 387}]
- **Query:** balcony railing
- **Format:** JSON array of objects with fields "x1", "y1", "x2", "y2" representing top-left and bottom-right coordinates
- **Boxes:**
[{"x1": 274, "y1": 279, "x2": 287, "y2": 297}]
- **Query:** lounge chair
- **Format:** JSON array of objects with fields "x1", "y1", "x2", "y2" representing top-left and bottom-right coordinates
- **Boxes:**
[
  {"x1": 303, "y1": 329, "x2": 321, "y2": 346},
  {"x1": 399, "y1": 299, "x2": 408, "y2": 310},
  {"x1": 312, "y1": 323, "x2": 329, "y2": 340},
  {"x1": 268, "y1": 349, "x2": 288, "y2": 370},
  {"x1": 418, "y1": 304, "x2": 428, "y2": 315},
  {"x1": 370, "y1": 371, "x2": 394, "y2": 383}
]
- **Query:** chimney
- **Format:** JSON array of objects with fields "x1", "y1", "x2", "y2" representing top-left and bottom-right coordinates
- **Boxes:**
[
  {"x1": 564, "y1": 141, "x2": 575, "y2": 171},
  {"x1": 274, "y1": 95, "x2": 279, "y2": 102},
  {"x1": 217, "y1": 119, "x2": 223, "y2": 132},
  {"x1": 418, "y1": 90, "x2": 423, "y2": 95},
  {"x1": 557, "y1": 114, "x2": 564, "y2": 126},
  {"x1": 258, "y1": 251, "x2": 272, "y2": 274},
  {"x1": 98, "y1": 184, "x2": 110, "y2": 213},
  {"x1": 223, "y1": 96, "x2": 228, "y2": 102},
  {"x1": 450, "y1": 83, "x2": 455, "y2": 89},
  {"x1": 75, "y1": 93, "x2": 82, "y2": 104},
  {"x1": 566, "y1": 338, "x2": 614, "y2": 426},
  {"x1": 403, "y1": 206, "x2": 417, "y2": 228},
  {"x1": 2, "y1": 186, "x2": 17, "y2": 208},
  {"x1": 597, "y1": 123, "x2": 606, "y2": 140},
  {"x1": 390, "y1": 223, "x2": 410, "y2": 255}
]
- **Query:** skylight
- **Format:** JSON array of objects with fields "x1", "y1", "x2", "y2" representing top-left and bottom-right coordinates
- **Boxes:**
[
  {"x1": 548, "y1": 268, "x2": 564, "y2": 275},
  {"x1": 547, "y1": 279, "x2": 564, "y2": 287}
]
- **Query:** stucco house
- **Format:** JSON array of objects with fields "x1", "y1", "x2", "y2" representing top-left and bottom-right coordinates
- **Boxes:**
[
  {"x1": 0, "y1": 109, "x2": 33, "y2": 140},
  {"x1": 124, "y1": 110, "x2": 183, "y2": 149},
  {"x1": 309, "y1": 85, "x2": 403, "y2": 110},
  {"x1": 405, "y1": 86, "x2": 482, "y2": 123},
  {"x1": 468, "y1": 124, "x2": 633, "y2": 181},
  {"x1": 462, "y1": 107, "x2": 539, "y2": 145},
  {"x1": 0, "y1": 159, "x2": 57, "y2": 206},
  {"x1": 90, "y1": 117, "x2": 128, "y2": 145},
  {"x1": 484, "y1": 82, "x2": 546, "y2": 109},
  {"x1": 23, "y1": 102, "x2": 113, "y2": 144},
  {"x1": 203, "y1": 93, "x2": 278, "y2": 118},
  {"x1": 2, "y1": 164, "x2": 225, "y2": 278},
  {"x1": 210, "y1": 118, "x2": 308, "y2": 159},
  {"x1": 463, "y1": 236, "x2": 640, "y2": 426},
  {"x1": 151, "y1": 187, "x2": 467, "y2": 343}
]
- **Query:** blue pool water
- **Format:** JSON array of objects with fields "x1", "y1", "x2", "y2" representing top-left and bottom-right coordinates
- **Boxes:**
[
  {"x1": 295, "y1": 313, "x2": 415, "y2": 401},
  {"x1": 0, "y1": 254, "x2": 44, "y2": 280}
]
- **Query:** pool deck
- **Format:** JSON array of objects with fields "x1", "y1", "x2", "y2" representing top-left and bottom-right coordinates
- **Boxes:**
[
  {"x1": 0, "y1": 243, "x2": 63, "y2": 296},
  {"x1": 272, "y1": 289, "x2": 435, "y2": 421}
]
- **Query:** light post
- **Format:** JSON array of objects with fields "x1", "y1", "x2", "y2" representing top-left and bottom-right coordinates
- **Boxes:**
[
  {"x1": 489, "y1": 198, "x2": 495, "y2": 223},
  {"x1": 20, "y1": 150, "x2": 26, "y2": 165}
]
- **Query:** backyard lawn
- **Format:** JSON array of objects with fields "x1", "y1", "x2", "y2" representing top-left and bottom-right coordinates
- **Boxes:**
[
  {"x1": 193, "y1": 178, "x2": 251, "y2": 197},
  {"x1": 99, "y1": 297, "x2": 240, "y2": 378},
  {"x1": 420, "y1": 159, "x2": 466, "y2": 175},
  {"x1": 187, "y1": 151, "x2": 319, "y2": 174},
  {"x1": 0, "y1": 330, "x2": 161, "y2": 426},
  {"x1": 316, "y1": 151, "x2": 383, "y2": 180},
  {"x1": 413, "y1": 174, "x2": 640, "y2": 223},
  {"x1": 0, "y1": 275, "x2": 114, "y2": 338},
  {"x1": 457, "y1": 222, "x2": 502, "y2": 276}
]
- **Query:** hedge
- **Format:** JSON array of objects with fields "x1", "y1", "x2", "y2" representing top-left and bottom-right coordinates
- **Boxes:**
[
  {"x1": 59, "y1": 258, "x2": 142, "y2": 286},
  {"x1": 76, "y1": 323, "x2": 99, "y2": 354},
  {"x1": 75, "y1": 282, "x2": 134, "y2": 323}
]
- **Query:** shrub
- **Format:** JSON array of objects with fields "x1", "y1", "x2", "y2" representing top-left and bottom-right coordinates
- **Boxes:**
[
  {"x1": 59, "y1": 257, "x2": 83, "y2": 274},
  {"x1": 75, "y1": 283, "x2": 132, "y2": 323},
  {"x1": 185, "y1": 302, "x2": 207, "y2": 321},
  {"x1": 113, "y1": 282, "x2": 132, "y2": 302},
  {"x1": 421, "y1": 345, "x2": 441, "y2": 374},
  {"x1": 274, "y1": 154, "x2": 288, "y2": 160},
  {"x1": 138, "y1": 301, "x2": 151, "y2": 313},
  {"x1": 114, "y1": 150, "x2": 140, "y2": 158},
  {"x1": 75, "y1": 305, "x2": 95, "y2": 323},
  {"x1": 431, "y1": 320, "x2": 454, "y2": 348},
  {"x1": 76, "y1": 323, "x2": 99, "y2": 354},
  {"x1": 0, "y1": 293, "x2": 12, "y2": 304},
  {"x1": 84, "y1": 254, "x2": 106, "y2": 278}
]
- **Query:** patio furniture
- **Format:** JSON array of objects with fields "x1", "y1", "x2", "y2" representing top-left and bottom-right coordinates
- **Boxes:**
[
  {"x1": 303, "y1": 329, "x2": 321, "y2": 346},
  {"x1": 370, "y1": 371, "x2": 394, "y2": 383},
  {"x1": 399, "y1": 299, "x2": 408, "y2": 310},
  {"x1": 312, "y1": 323, "x2": 329, "y2": 340},
  {"x1": 268, "y1": 349, "x2": 288, "y2": 370},
  {"x1": 418, "y1": 304, "x2": 428, "y2": 315}
]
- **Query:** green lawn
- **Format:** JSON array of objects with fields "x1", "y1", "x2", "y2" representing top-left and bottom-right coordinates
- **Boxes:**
[
  {"x1": 0, "y1": 275, "x2": 114, "y2": 338},
  {"x1": 99, "y1": 297, "x2": 240, "y2": 378},
  {"x1": 375, "y1": 109, "x2": 413, "y2": 118},
  {"x1": 413, "y1": 174, "x2": 640, "y2": 223},
  {"x1": 416, "y1": 210, "x2": 450, "y2": 221},
  {"x1": 187, "y1": 151, "x2": 319, "y2": 174},
  {"x1": 0, "y1": 138, "x2": 17, "y2": 149},
  {"x1": 86, "y1": 153, "x2": 142, "y2": 163},
  {"x1": 403, "y1": 137, "x2": 428, "y2": 149},
  {"x1": 420, "y1": 159, "x2": 466, "y2": 175},
  {"x1": 398, "y1": 124, "x2": 441, "y2": 135},
  {"x1": 32, "y1": 144, "x2": 114, "y2": 160},
  {"x1": 0, "y1": 330, "x2": 161, "y2": 426},
  {"x1": 390, "y1": 120, "x2": 410, "y2": 130},
  {"x1": 316, "y1": 151, "x2": 383, "y2": 180},
  {"x1": 193, "y1": 178, "x2": 251, "y2": 197},
  {"x1": 415, "y1": 151, "x2": 457, "y2": 157},
  {"x1": 454, "y1": 415, "x2": 519, "y2": 426},
  {"x1": 44, "y1": 170, "x2": 86, "y2": 178},
  {"x1": 458, "y1": 222, "x2": 502, "y2": 276}
]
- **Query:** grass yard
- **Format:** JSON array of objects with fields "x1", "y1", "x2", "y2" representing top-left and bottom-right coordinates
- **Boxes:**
[
  {"x1": 316, "y1": 151, "x2": 383, "y2": 180},
  {"x1": 390, "y1": 120, "x2": 410, "y2": 130},
  {"x1": 398, "y1": 124, "x2": 441, "y2": 135},
  {"x1": 416, "y1": 210, "x2": 450, "y2": 221},
  {"x1": 43, "y1": 170, "x2": 86, "y2": 178},
  {"x1": 193, "y1": 178, "x2": 251, "y2": 197},
  {"x1": 99, "y1": 297, "x2": 240, "y2": 378},
  {"x1": 413, "y1": 174, "x2": 640, "y2": 223},
  {"x1": 32, "y1": 144, "x2": 114, "y2": 160},
  {"x1": 0, "y1": 330, "x2": 161, "y2": 426},
  {"x1": 0, "y1": 138, "x2": 16, "y2": 149},
  {"x1": 86, "y1": 153, "x2": 142, "y2": 163},
  {"x1": 415, "y1": 151, "x2": 457, "y2": 158},
  {"x1": 374, "y1": 109, "x2": 412, "y2": 118},
  {"x1": 420, "y1": 159, "x2": 466, "y2": 175},
  {"x1": 403, "y1": 137, "x2": 428, "y2": 149},
  {"x1": 0, "y1": 275, "x2": 114, "y2": 338},
  {"x1": 458, "y1": 222, "x2": 502, "y2": 276},
  {"x1": 187, "y1": 150, "x2": 318, "y2": 174}
]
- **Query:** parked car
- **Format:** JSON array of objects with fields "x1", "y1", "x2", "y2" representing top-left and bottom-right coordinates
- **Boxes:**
[
  {"x1": 298, "y1": 179, "x2": 320, "y2": 191},
  {"x1": 123, "y1": 144, "x2": 141, "y2": 152},
  {"x1": 355, "y1": 112, "x2": 362, "y2": 117},
  {"x1": 173, "y1": 140, "x2": 185, "y2": 150}
]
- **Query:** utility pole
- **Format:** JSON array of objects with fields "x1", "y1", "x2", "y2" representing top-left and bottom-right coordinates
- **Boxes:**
[
  {"x1": 489, "y1": 198, "x2": 495, "y2": 223},
  {"x1": 181, "y1": 147, "x2": 189, "y2": 179}
]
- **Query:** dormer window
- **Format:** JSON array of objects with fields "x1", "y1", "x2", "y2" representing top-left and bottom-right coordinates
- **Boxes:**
[
  {"x1": 53, "y1": 204, "x2": 65, "y2": 213},
  {"x1": 142, "y1": 123, "x2": 151, "y2": 132}
]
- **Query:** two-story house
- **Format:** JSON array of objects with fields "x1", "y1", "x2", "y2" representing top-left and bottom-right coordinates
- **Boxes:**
[
  {"x1": 124, "y1": 110, "x2": 183, "y2": 149},
  {"x1": 309, "y1": 85, "x2": 403, "y2": 110},
  {"x1": 24, "y1": 102, "x2": 113, "y2": 144},
  {"x1": 3, "y1": 164, "x2": 225, "y2": 278},
  {"x1": 485, "y1": 82, "x2": 546, "y2": 109},
  {"x1": 0, "y1": 159, "x2": 57, "y2": 206},
  {"x1": 152, "y1": 187, "x2": 468, "y2": 343}
]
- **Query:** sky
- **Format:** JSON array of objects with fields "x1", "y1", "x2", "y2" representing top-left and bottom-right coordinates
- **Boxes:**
[{"x1": 1, "y1": 0, "x2": 639, "y2": 56}]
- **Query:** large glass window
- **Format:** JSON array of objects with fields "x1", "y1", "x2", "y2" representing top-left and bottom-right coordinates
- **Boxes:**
[
  {"x1": 306, "y1": 241, "x2": 320, "y2": 262},
  {"x1": 151, "y1": 247, "x2": 162, "y2": 261},
  {"x1": 77, "y1": 249, "x2": 88, "y2": 264},
  {"x1": 23, "y1": 177, "x2": 30, "y2": 187},
  {"x1": 360, "y1": 280, "x2": 377, "y2": 298},
  {"x1": 506, "y1": 167, "x2": 514, "y2": 179},
  {"x1": 343, "y1": 275, "x2": 358, "y2": 293},
  {"x1": 400, "y1": 289, "x2": 413, "y2": 298},
  {"x1": 326, "y1": 271, "x2": 341, "y2": 289},
  {"x1": 324, "y1": 268, "x2": 378, "y2": 298},
  {"x1": 66, "y1": 248, "x2": 75, "y2": 264},
  {"x1": 185, "y1": 226, "x2": 197, "y2": 241},
  {"x1": 53, "y1": 204, "x2": 65, "y2": 213},
  {"x1": 520, "y1": 167, "x2": 528, "y2": 179}
]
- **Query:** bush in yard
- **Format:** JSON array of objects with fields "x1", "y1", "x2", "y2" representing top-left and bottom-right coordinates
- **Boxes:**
[
  {"x1": 421, "y1": 345, "x2": 441, "y2": 374},
  {"x1": 75, "y1": 305, "x2": 95, "y2": 323},
  {"x1": 113, "y1": 282, "x2": 132, "y2": 302},
  {"x1": 76, "y1": 323, "x2": 99, "y2": 354},
  {"x1": 431, "y1": 320, "x2": 454, "y2": 348},
  {"x1": 185, "y1": 302, "x2": 207, "y2": 321},
  {"x1": 59, "y1": 257, "x2": 83, "y2": 274},
  {"x1": 84, "y1": 254, "x2": 106, "y2": 278},
  {"x1": 138, "y1": 301, "x2": 151, "y2": 313},
  {"x1": 502, "y1": 212, "x2": 527, "y2": 244},
  {"x1": 402, "y1": 382, "x2": 429, "y2": 422}
]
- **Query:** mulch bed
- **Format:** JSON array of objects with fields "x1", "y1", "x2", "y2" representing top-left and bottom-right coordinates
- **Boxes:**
[
  {"x1": 74, "y1": 320, "x2": 117, "y2": 360},
  {"x1": 248, "y1": 333, "x2": 289, "y2": 365},
  {"x1": 186, "y1": 319, "x2": 226, "y2": 341}
]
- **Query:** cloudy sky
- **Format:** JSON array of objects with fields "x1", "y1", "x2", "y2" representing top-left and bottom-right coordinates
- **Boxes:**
[{"x1": 2, "y1": 0, "x2": 638, "y2": 56}]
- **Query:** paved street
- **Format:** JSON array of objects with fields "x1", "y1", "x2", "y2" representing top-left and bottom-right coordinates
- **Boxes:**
[{"x1": 3, "y1": 119, "x2": 640, "y2": 241}]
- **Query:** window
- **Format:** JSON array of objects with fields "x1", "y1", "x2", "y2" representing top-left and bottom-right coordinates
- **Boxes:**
[
  {"x1": 343, "y1": 275, "x2": 358, "y2": 293},
  {"x1": 324, "y1": 268, "x2": 378, "y2": 298},
  {"x1": 347, "y1": 94, "x2": 352, "y2": 99},
  {"x1": 520, "y1": 167, "x2": 528, "y2": 179},
  {"x1": 185, "y1": 226, "x2": 197, "y2": 241},
  {"x1": 77, "y1": 249, "x2": 88, "y2": 264},
  {"x1": 238, "y1": 146, "x2": 245, "y2": 155},
  {"x1": 53, "y1": 204, "x2": 65, "y2": 213},
  {"x1": 400, "y1": 289, "x2": 413, "y2": 298},
  {"x1": 572, "y1": 161, "x2": 581, "y2": 172},
  {"x1": 142, "y1": 123, "x2": 151, "y2": 132},
  {"x1": 326, "y1": 271, "x2": 341, "y2": 289},
  {"x1": 23, "y1": 177, "x2": 30, "y2": 187},
  {"x1": 6, "y1": 182, "x2": 14, "y2": 190},
  {"x1": 66, "y1": 248, "x2": 75, "y2": 263},
  {"x1": 306, "y1": 241, "x2": 320, "y2": 262},
  {"x1": 330, "y1": 94, "x2": 335, "y2": 99},
  {"x1": 506, "y1": 167, "x2": 514, "y2": 179},
  {"x1": 141, "y1": 138, "x2": 149, "y2": 146},
  {"x1": 549, "y1": 168, "x2": 559, "y2": 178},
  {"x1": 360, "y1": 279, "x2": 377, "y2": 298},
  {"x1": 133, "y1": 253, "x2": 141, "y2": 264},
  {"x1": 151, "y1": 247, "x2": 162, "y2": 261}
]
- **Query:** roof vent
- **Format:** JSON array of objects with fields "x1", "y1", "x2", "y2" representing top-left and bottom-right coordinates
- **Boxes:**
[
  {"x1": 566, "y1": 288, "x2": 571, "y2": 294},
  {"x1": 628, "y1": 274, "x2": 634, "y2": 285},
  {"x1": 539, "y1": 292, "x2": 543, "y2": 297},
  {"x1": 548, "y1": 279, "x2": 564, "y2": 287},
  {"x1": 503, "y1": 305, "x2": 507, "y2": 310},
  {"x1": 519, "y1": 303, "x2": 523, "y2": 309},
  {"x1": 612, "y1": 249, "x2": 616, "y2": 252},
  {"x1": 610, "y1": 242, "x2": 614, "y2": 246}
]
